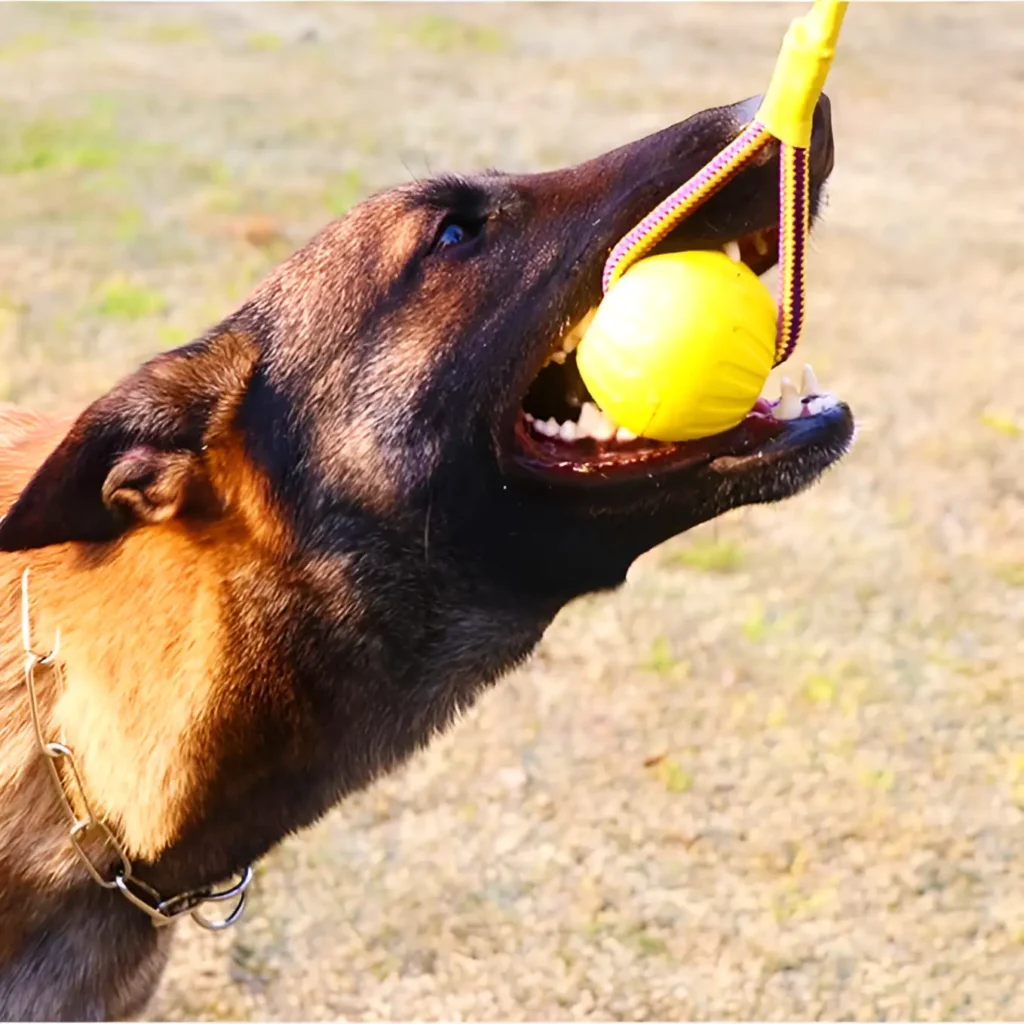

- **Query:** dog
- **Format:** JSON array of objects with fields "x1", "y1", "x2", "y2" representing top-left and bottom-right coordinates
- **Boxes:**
[{"x1": 0, "y1": 91, "x2": 848, "y2": 1020}]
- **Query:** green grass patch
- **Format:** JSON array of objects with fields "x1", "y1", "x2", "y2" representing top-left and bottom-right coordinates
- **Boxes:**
[
  {"x1": 114, "y1": 206, "x2": 144, "y2": 243},
  {"x1": 0, "y1": 31, "x2": 51, "y2": 60},
  {"x1": 0, "y1": 99, "x2": 138, "y2": 176},
  {"x1": 93, "y1": 276, "x2": 168, "y2": 321},
  {"x1": 650, "y1": 757, "x2": 693, "y2": 794},
  {"x1": 642, "y1": 636, "x2": 676, "y2": 675},
  {"x1": 741, "y1": 601, "x2": 767, "y2": 642},
  {"x1": 144, "y1": 22, "x2": 207, "y2": 44},
  {"x1": 392, "y1": 14, "x2": 506, "y2": 54},
  {"x1": 0, "y1": 115, "x2": 119, "y2": 174},
  {"x1": 804, "y1": 673, "x2": 837, "y2": 706},
  {"x1": 993, "y1": 561, "x2": 1024, "y2": 587},
  {"x1": 859, "y1": 767, "x2": 896, "y2": 792},
  {"x1": 979, "y1": 409, "x2": 1022, "y2": 437},
  {"x1": 323, "y1": 169, "x2": 367, "y2": 217},
  {"x1": 157, "y1": 324, "x2": 194, "y2": 348},
  {"x1": 247, "y1": 31, "x2": 283, "y2": 52},
  {"x1": 668, "y1": 538, "x2": 744, "y2": 574}
]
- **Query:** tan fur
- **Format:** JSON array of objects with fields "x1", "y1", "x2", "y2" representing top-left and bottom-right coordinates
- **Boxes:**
[{"x1": 0, "y1": 397, "x2": 287, "y2": 895}]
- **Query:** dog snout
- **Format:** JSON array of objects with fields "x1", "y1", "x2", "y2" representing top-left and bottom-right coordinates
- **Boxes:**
[
  {"x1": 727, "y1": 92, "x2": 834, "y2": 182},
  {"x1": 811, "y1": 92, "x2": 835, "y2": 182}
]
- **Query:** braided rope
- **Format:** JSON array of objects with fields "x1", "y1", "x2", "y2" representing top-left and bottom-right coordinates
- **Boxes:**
[
  {"x1": 603, "y1": 122, "x2": 773, "y2": 293},
  {"x1": 775, "y1": 142, "x2": 810, "y2": 365},
  {"x1": 601, "y1": 122, "x2": 813, "y2": 369}
]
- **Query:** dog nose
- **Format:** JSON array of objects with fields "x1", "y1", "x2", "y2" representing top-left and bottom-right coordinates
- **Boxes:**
[
  {"x1": 730, "y1": 94, "x2": 764, "y2": 128},
  {"x1": 810, "y1": 92, "x2": 835, "y2": 181}
]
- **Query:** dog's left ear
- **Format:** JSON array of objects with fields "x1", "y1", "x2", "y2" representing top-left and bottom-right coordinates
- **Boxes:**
[{"x1": 0, "y1": 329, "x2": 259, "y2": 552}]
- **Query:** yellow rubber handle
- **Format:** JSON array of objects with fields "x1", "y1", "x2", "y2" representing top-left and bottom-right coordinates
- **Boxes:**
[{"x1": 755, "y1": 0, "x2": 848, "y2": 148}]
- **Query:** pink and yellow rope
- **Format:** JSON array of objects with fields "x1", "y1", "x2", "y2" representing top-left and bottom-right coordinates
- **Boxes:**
[{"x1": 602, "y1": 0, "x2": 846, "y2": 371}]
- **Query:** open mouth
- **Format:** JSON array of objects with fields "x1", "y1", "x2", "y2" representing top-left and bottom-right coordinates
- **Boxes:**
[{"x1": 510, "y1": 224, "x2": 846, "y2": 483}]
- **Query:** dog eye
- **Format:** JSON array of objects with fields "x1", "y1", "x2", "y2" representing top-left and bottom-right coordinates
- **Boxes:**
[{"x1": 430, "y1": 215, "x2": 484, "y2": 254}]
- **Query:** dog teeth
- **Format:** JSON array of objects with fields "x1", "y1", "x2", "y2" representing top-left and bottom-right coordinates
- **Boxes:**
[
  {"x1": 800, "y1": 363, "x2": 819, "y2": 396},
  {"x1": 549, "y1": 350, "x2": 567, "y2": 364},
  {"x1": 775, "y1": 377, "x2": 802, "y2": 420},
  {"x1": 805, "y1": 393, "x2": 839, "y2": 416},
  {"x1": 724, "y1": 240, "x2": 742, "y2": 262},
  {"x1": 528, "y1": 403, "x2": 628, "y2": 444},
  {"x1": 753, "y1": 231, "x2": 770, "y2": 256},
  {"x1": 554, "y1": 307, "x2": 598, "y2": 357},
  {"x1": 577, "y1": 402, "x2": 616, "y2": 441}
]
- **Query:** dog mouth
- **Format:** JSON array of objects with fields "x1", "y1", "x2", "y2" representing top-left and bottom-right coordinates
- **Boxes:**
[{"x1": 508, "y1": 223, "x2": 850, "y2": 484}]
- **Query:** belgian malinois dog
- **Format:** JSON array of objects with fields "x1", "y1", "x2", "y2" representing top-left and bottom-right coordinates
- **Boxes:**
[{"x1": 0, "y1": 92, "x2": 848, "y2": 1020}]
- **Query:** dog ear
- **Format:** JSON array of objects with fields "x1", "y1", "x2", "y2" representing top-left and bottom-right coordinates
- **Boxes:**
[{"x1": 0, "y1": 329, "x2": 259, "y2": 552}]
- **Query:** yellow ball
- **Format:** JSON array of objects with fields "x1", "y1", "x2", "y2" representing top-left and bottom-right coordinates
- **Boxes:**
[{"x1": 577, "y1": 251, "x2": 778, "y2": 442}]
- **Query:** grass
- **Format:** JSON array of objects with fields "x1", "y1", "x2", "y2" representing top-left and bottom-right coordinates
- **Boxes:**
[
  {"x1": 979, "y1": 408, "x2": 1022, "y2": 437},
  {"x1": 804, "y1": 673, "x2": 838, "y2": 706},
  {"x1": 143, "y1": 22, "x2": 207, "y2": 45},
  {"x1": 667, "y1": 538, "x2": 745, "y2": 574},
  {"x1": 92, "y1": 276, "x2": 168, "y2": 321},
  {"x1": 859, "y1": 767, "x2": 896, "y2": 792},
  {"x1": 0, "y1": 111, "x2": 121, "y2": 174},
  {"x1": 383, "y1": 14, "x2": 507, "y2": 55},
  {"x1": 156, "y1": 324, "x2": 195, "y2": 349},
  {"x1": 642, "y1": 636, "x2": 676, "y2": 675},
  {"x1": 323, "y1": 170, "x2": 367, "y2": 218},
  {"x1": 114, "y1": 207, "x2": 144, "y2": 243},
  {"x1": 649, "y1": 757, "x2": 693, "y2": 794},
  {"x1": 992, "y1": 561, "x2": 1024, "y2": 587},
  {"x1": 247, "y1": 31, "x2": 283, "y2": 53},
  {"x1": 5, "y1": 4, "x2": 1021, "y2": 1020},
  {"x1": 0, "y1": 31, "x2": 51, "y2": 60},
  {"x1": 741, "y1": 601, "x2": 768, "y2": 642},
  {"x1": 411, "y1": 15, "x2": 505, "y2": 54}
]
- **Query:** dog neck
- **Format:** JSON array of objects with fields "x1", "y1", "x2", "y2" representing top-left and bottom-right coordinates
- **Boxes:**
[
  {"x1": 0, "y1": 399, "x2": 552, "y2": 939},
  {"x1": 0, "y1": 408, "x2": 277, "y2": 918}
]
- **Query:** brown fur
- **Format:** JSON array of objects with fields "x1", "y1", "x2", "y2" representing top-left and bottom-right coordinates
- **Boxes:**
[{"x1": 0, "y1": 94, "x2": 848, "y2": 1020}]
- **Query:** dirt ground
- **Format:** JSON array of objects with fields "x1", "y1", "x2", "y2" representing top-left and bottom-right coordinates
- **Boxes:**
[{"x1": 2, "y1": 3, "x2": 1023, "y2": 1020}]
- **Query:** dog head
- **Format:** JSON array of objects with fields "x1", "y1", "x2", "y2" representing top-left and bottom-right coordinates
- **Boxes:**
[
  {"x1": 0, "y1": 94, "x2": 849, "y2": 599},
  {"x1": 0, "y1": 95, "x2": 851, "y2": 881}
]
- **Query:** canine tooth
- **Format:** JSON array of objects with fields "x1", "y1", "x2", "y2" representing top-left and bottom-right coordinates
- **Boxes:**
[
  {"x1": 577, "y1": 402, "x2": 616, "y2": 441},
  {"x1": 549, "y1": 350, "x2": 567, "y2": 364},
  {"x1": 559, "y1": 420, "x2": 578, "y2": 441},
  {"x1": 776, "y1": 377, "x2": 802, "y2": 420},
  {"x1": 753, "y1": 231, "x2": 770, "y2": 256},
  {"x1": 577, "y1": 402, "x2": 601, "y2": 437},
  {"x1": 805, "y1": 393, "x2": 839, "y2": 416},
  {"x1": 800, "y1": 364, "x2": 819, "y2": 396},
  {"x1": 616, "y1": 426, "x2": 637, "y2": 442},
  {"x1": 560, "y1": 307, "x2": 597, "y2": 353},
  {"x1": 724, "y1": 240, "x2": 742, "y2": 262}
]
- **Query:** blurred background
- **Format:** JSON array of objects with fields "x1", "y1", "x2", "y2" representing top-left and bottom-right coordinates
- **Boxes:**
[{"x1": 2, "y1": 3, "x2": 1023, "y2": 1019}]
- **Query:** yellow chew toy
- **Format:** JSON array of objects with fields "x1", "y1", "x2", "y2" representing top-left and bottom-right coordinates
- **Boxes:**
[
  {"x1": 577, "y1": 0, "x2": 848, "y2": 442},
  {"x1": 576, "y1": 252, "x2": 777, "y2": 442}
]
